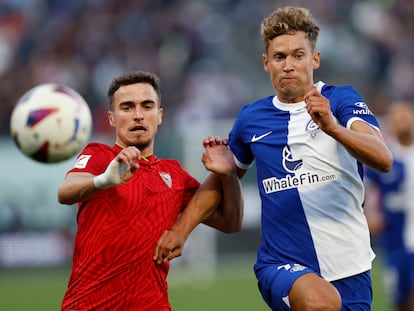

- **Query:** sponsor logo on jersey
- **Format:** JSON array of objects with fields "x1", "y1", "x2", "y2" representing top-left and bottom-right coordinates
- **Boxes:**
[
  {"x1": 355, "y1": 101, "x2": 368, "y2": 109},
  {"x1": 251, "y1": 131, "x2": 272, "y2": 142},
  {"x1": 261, "y1": 145, "x2": 337, "y2": 194},
  {"x1": 353, "y1": 101, "x2": 373, "y2": 115},
  {"x1": 74, "y1": 154, "x2": 92, "y2": 169}
]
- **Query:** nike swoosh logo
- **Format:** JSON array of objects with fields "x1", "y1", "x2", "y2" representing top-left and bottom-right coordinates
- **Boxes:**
[{"x1": 251, "y1": 131, "x2": 272, "y2": 142}]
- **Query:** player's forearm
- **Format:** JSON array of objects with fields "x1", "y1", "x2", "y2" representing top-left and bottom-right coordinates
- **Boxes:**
[
  {"x1": 58, "y1": 174, "x2": 100, "y2": 205},
  {"x1": 327, "y1": 121, "x2": 393, "y2": 172},
  {"x1": 203, "y1": 173, "x2": 243, "y2": 233},
  {"x1": 168, "y1": 169, "x2": 243, "y2": 240},
  {"x1": 168, "y1": 173, "x2": 222, "y2": 240}
]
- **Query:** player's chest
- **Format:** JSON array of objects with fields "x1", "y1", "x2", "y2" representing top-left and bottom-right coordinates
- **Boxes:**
[{"x1": 247, "y1": 110, "x2": 333, "y2": 151}]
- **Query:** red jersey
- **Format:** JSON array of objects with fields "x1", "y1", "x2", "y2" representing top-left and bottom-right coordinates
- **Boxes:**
[{"x1": 61, "y1": 143, "x2": 200, "y2": 311}]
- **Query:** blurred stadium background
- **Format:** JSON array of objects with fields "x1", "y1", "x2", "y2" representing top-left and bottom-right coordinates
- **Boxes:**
[{"x1": 0, "y1": 0, "x2": 412, "y2": 310}]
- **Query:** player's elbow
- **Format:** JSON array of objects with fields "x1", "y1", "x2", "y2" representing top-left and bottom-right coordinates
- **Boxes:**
[
  {"x1": 219, "y1": 212, "x2": 243, "y2": 234},
  {"x1": 204, "y1": 211, "x2": 243, "y2": 234},
  {"x1": 57, "y1": 194, "x2": 72, "y2": 205},
  {"x1": 57, "y1": 188, "x2": 77, "y2": 205},
  {"x1": 363, "y1": 147, "x2": 393, "y2": 173},
  {"x1": 374, "y1": 152, "x2": 393, "y2": 173},
  {"x1": 220, "y1": 222, "x2": 242, "y2": 234}
]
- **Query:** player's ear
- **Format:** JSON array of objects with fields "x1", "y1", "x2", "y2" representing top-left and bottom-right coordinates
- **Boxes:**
[
  {"x1": 157, "y1": 107, "x2": 163, "y2": 125},
  {"x1": 312, "y1": 51, "x2": 320, "y2": 70},
  {"x1": 108, "y1": 110, "x2": 115, "y2": 127},
  {"x1": 263, "y1": 53, "x2": 270, "y2": 72}
]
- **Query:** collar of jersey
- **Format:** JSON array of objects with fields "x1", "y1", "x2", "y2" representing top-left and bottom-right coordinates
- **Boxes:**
[
  {"x1": 272, "y1": 80, "x2": 326, "y2": 111},
  {"x1": 272, "y1": 97, "x2": 305, "y2": 111},
  {"x1": 112, "y1": 144, "x2": 157, "y2": 164}
]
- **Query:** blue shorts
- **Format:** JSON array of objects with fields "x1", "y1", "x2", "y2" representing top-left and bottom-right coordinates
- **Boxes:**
[
  {"x1": 254, "y1": 262, "x2": 372, "y2": 311},
  {"x1": 383, "y1": 250, "x2": 414, "y2": 305},
  {"x1": 332, "y1": 270, "x2": 372, "y2": 311}
]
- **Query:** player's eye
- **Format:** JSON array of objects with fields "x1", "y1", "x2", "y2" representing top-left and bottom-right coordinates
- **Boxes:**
[
  {"x1": 142, "y1": 102, "x2": 155, "y2": 110},
  {"x1": 273, "y1": 53, "x2": 285, "y2": 61}
]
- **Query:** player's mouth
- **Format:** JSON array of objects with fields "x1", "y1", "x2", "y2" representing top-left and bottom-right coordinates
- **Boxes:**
[
  {"x1": 281, "y1": 76, "x2": 296, "y2": 82},
  {"x1": 130, "y1": 125, "x2": 147, "y2": 132}
]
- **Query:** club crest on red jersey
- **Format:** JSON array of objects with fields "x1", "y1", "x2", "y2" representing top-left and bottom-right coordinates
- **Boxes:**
[{"x1": 159, "y1": 172, "x2": 172, "y2": 188}]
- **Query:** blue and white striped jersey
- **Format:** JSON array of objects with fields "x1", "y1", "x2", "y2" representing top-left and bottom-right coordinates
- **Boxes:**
[{"x1": 228, "y1": 81, "x2": 379, "y2": 281}]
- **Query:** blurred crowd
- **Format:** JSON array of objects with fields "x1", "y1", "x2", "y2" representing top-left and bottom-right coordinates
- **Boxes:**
[{"x1": 0, "y1": 0, "x2": 413, "y2": 137}]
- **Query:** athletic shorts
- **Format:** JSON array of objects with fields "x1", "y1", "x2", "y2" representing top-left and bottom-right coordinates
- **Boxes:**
[
  {"x1": 383, "y1": 250, "x2": 414, "y2": 306},
  {"x1": 254, "y1": 262, "x2": 372, "y2": 311}
]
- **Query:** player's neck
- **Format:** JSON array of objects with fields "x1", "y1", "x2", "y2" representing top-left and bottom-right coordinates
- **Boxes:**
[
  {"x1": 140, "y1": 153, "x2": 153, "y2": 161},
  {"x1": 113, "y1": 142, "x2": 154, "y2": 161}
]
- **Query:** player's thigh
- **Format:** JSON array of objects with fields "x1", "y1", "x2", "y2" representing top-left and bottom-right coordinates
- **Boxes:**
[
  {"x1": 255, "y1": 263, "x2": 340, "y2": 310},
  {"x1": 289, "y1": 273, "x2": 341, "y2": 311}
]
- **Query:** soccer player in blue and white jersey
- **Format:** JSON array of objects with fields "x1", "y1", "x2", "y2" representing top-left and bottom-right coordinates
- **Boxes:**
[
  {"x1": 364, "y1": 101, "x2": 414, "y2": 311},
  {"x1": 154, "y1": 6, "x2": 393, "y2": 311}
]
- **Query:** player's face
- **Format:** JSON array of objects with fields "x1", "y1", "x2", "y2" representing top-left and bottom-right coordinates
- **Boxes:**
[
  {"x1": 389, "y1": 102, "x2": 414, "y2": 140},
  {"x1": 108, "y1": 83, "x2": 163, "y2": 154},
  {"x1": 263, "y1": 31, "x2": 320, "y2": 103}
]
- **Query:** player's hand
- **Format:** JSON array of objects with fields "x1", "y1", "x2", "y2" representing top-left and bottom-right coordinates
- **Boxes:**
[
  {"x1": 304, "y1": 88, "x2": 336, "y2": 134},
  {"x1": 93, "y1": 146, "x2": 140, "y2": 189},
  {"x1": 153, "y1": 229, "x2": 185, "y2": 264},
  {"x1": 201, "y1": 136, "x2": 236, "y2": 175}
]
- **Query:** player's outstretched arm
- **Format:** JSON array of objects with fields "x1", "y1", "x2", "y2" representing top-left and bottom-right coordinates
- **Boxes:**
[
  {"x1": 201, "y1": 136, "x2": 244, "y2": 232},
  {"x1": 57, "y1": 146, "x2": 140, "y2": 205},
  {"x1": 153, "y1": 136, "x2": 244, "y2": 264}
]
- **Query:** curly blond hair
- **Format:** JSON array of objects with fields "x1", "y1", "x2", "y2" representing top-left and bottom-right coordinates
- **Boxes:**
[{"x1": 260, "y1": 7, "x2": 320, "y2": 52}]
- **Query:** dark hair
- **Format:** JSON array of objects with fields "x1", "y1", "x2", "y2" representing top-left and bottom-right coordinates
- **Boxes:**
[
  {"x1": 107, "y1": 71, "x2": 161, "y2": 108},
  {"x1": 260, "y1": 7, "x2": 320, "y2": 51}
]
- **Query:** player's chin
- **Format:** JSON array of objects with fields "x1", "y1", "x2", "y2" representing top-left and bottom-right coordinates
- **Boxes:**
[
  {"x1": 128, "y1": 136, "x2": 151, "y2": 149},
  {"x1": 128, "y1": 131, "x2": 147, "y2": 140}
]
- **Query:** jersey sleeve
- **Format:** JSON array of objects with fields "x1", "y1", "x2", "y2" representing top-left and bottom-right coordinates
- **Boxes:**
[
  {"x1": 69, "y1": 143, "x2": 112, "y2": 175},
  {"x1": 325, "y1": 85, "x2": 380, "y2": 130},
  {"x1": 228, "y1": 105, "x2": 255, "y2": 169}
]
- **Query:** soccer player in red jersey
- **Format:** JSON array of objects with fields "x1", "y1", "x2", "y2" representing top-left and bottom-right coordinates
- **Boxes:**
[{"x1": 57, "y1": 71, "x2": 243, "y2": 310}]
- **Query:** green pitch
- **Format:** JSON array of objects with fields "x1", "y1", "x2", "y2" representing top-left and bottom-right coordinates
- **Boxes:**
[{"x1": 0, "y1": 258, "x2": 391, "y2": 311}]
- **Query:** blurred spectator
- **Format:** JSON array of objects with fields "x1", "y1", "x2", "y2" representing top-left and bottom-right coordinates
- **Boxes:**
[
  {"x1": 0, "y1": 0, "x2": 413, "y2": 138},
  {"x1": 364, "y1": 101, "x2": 414, "y2": 311}
]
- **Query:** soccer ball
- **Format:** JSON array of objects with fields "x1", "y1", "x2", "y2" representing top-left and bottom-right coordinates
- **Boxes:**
[{"x1": 10, "y1": 83, "x2": 92, "y2": 163}]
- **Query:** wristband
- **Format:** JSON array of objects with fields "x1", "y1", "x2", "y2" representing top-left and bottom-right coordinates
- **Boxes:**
[{"x1": 93, "y1": 158, "x2": 129, "y2": 189}]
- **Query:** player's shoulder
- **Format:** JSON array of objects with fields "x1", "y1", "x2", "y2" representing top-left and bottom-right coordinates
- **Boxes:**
[
  {"x1": 239, "y1": 96, "x2": 274, "y2": 114},
  {"x1": 320, "y1": 83, "x2": 360, "y2": 99},
  {"x1": 70, "y1": 142, "x2": 111, "y2": 171},
  {"x1": 80, "y1": 142, "x2": 113, "y2": 153},
  {"x1": 320, "y1": 82, "x2": 365, "y2": 115},
  {"x1": 157, "y1": 158, "x2": 182, "y2": 168},
  {"x1": 75, "y1": 142, "x2": 117, "y2": 164},
  {"x1": 83, "y1": 141, "x2": 105, "y2": 149}
]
